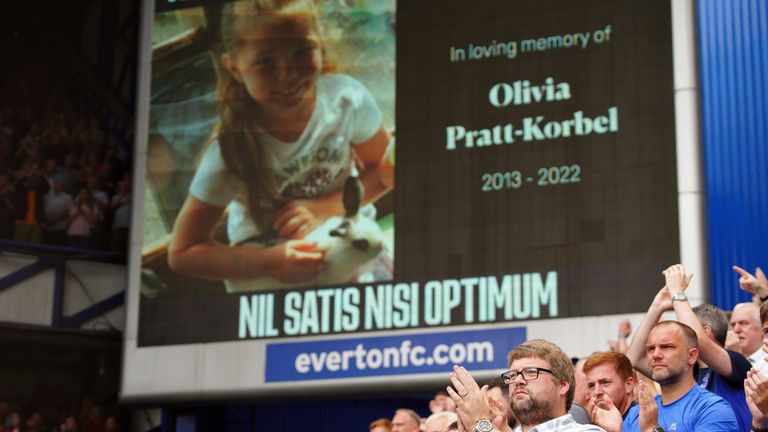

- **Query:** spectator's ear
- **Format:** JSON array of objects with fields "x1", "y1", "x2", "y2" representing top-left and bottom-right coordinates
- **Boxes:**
[
  {"x1": 687, "y1": 347, "x2": 699, "y2": 366},
  {"x1": 701, "y1": 324, "x2": 716, "y2": 342},
  {"x1": 624, "y1": 376, "x2": 635, "y2": 395}
]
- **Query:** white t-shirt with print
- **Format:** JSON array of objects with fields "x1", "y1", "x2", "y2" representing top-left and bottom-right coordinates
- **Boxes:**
[{"x1": 190, "y1": 74, "x2": 382, "y2": 245}]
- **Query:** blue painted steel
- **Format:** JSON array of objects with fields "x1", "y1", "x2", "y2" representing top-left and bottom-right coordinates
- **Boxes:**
[
  {"x1": 62, "y1": 291, "x2": 126, "y2": 328},
  {"x1": 0, "y1": 261, "x2": 53, "y2": 292},
  {"x1": 161, "y1": 408, "x2": 169, "y2": 432},
  {"x1": 698, "y1": 0, "x2": 768, "y2": 309},
  {"x1": 52, "y1": 261, "x2": 66, "y2": 327},
  {"x1": 0, "y1": 242, "x2": 124, "y2": 328},
  {"x1": 0, "y1": 239, "x2": 119, "y2": 258}
]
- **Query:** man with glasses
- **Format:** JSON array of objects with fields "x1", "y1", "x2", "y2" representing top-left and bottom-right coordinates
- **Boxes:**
[{"x1": 446, "y1": 339, "x2": 606, "y2": 431}]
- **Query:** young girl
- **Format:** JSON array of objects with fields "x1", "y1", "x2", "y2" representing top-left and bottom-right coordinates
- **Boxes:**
[{"x1": 167, "y1": 0, "x2": 392, "y2": 289}]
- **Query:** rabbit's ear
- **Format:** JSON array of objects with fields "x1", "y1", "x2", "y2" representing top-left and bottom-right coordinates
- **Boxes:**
[
  {"x1": 330, "y1": 220, "x2": 350, "y2": 237},
  {"x1": 343, "y1": 174, "x2": 363, "y2": 217}
]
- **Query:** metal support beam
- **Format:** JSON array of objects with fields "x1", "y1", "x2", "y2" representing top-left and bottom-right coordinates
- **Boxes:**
[
  {"x1": 0, "y1": 245, "x2": 124, "y2": 328},
  {"x1": 51, "y1": 260, "x2": 67, "y2": 327},
  {"x1": 61, "y1": 291, "x2": 125, "y2": 328},
  {"x1": 0, "y1": 260, "x2": 54, "y2": 293}
]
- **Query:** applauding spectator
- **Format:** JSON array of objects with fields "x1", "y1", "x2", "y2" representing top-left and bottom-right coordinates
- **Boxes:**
[
  {"x1": 44, "y1": 179, "x2": 73, "y2": 245},
  {"x1": 626, "y1": 264, "x2": 752, "y2": 431},
  {"x1": 447, "y1": 339, "x2": 606, "y2": 432},
  {"x1": 68, "y1": 188, "x2": 102, "y2": 248},
  {"x1": 622, "y1": 321, "x2": 737, "y2": 431}
]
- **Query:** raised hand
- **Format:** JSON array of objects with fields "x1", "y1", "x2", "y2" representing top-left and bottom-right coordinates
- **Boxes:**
[
  {"x1": 455, "y1": 410, "x2": 469, "y2": 432},
  {"x1": 619, "y1": 319, "x2": 632, "y2": 338},
  {"x1": 608, "y1": 319, "x2": 633, "y2": 353},
  {"x1": 662, "y1": 264, "x2": 693, "y2": 296},
  {"x1": 651, "y1": 286, "x2": 674, "y2": 313},
  {"x1": 447, "y1": 365, "x2": 493, "y2": 431},
  {"x1": 637, "y1": 381, "x2": 659, "y2": 432},
  {"x1": 757, "y1": 268, "x2": 768, "y2": 291},
  {"x1": 745, "y1": 369, "x2": 768, "y2": 419},
  {"x1": 586, "y1": 393, "x2": 623, "y2": 432},
  {"x1": 733, "y1": 265, "x2": 768, "y2": 298},
  {"x1": 487, "y1": 390, "x2": 510, "y2": 431}
]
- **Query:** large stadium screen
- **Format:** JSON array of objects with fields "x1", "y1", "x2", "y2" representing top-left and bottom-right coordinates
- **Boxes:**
[{"x1": 124, "y1": 0, "x2": 678, "y2": 399}]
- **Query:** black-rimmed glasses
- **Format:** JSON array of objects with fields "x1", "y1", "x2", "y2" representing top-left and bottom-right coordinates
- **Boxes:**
[{"x1": 501, "y1": 367, "x2": 553, "y2": 384}]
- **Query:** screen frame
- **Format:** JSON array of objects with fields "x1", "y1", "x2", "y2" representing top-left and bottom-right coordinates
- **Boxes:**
[{"x1": 121, "y1": 0, "x2": 705, "y2": 402}]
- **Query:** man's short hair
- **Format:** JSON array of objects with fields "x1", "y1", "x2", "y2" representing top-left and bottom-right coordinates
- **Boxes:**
[
  {"x1": 760, "y1": 300, "x2": 768, "y2": 324},
  {"x1": 693, "y1": 304, "x2": 729, "y2": 346},
  {"x1": 582, "y1": 351, "x2": 636, "y2": 382},
  {"x1": 425, "y1": 411, "x2": 457, "y2": 428},
  {"x1": 733, "y1": 302, "x2": 761, "y2": 323},
  {"x1": 507, "y1": 339, "x2": 575, "y2": 410},
  {"x1": 394, "y1": 408, "x2": 420, "y2": 425},
  {"x1": 652, "y1": 321, "x2": 699, "y2": 350}
]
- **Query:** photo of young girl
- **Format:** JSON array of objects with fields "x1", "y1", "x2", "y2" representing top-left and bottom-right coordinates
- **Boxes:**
[{"x1": 163, "y1": 0, "x2": 395, "y2": 292}]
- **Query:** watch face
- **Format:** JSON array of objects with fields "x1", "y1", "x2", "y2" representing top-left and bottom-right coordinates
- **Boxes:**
[{"x1": 475, "y1": 419, "x2": 493, "y2": 432}]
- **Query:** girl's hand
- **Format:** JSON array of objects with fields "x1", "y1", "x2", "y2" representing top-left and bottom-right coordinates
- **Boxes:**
[
  {"x1": 273, "y1": 201, "x2": 329, "y2": 239},
  {"x1": 268, "y1": 240, "x2": 325, "y2": 283}
]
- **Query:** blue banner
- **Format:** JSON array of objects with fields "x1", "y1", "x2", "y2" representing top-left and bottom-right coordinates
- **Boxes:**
[{"x1": 265, "y1": 327, "x2": 526, "y2": 382}]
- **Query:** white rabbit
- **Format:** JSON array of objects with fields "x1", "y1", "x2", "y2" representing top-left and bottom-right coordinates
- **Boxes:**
[{"x1": 225, "y1": 175, "x2": 388, "y2": 292}]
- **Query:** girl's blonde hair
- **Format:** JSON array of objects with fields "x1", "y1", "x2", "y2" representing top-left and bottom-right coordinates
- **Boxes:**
[{"x1": 216, "y1": 0, "x2": 335, "y2": 230}]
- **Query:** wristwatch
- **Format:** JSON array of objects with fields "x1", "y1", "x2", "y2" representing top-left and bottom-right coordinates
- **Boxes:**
[
  {"x1": 671, "y1": 292, "x2": 688, "y2": 302},
  {"x1": 474, "y1": 419, "x2": 493, "y2": 432}
]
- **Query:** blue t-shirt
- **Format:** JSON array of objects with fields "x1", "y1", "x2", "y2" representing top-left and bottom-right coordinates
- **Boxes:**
[
  {"x1": 622, "y1": 384, "x2": 737, "y2": 432},
  {"x1": 696, "y1": 349, "x2": 752, "y2": 432}
]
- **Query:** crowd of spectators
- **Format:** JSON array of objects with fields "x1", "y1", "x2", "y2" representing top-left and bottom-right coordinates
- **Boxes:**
[
  {"x1": 367, "y1": 264, "x2": 768, "y2": 432},
  {"x1": 0, "y1": 400, "x2": 121, "y2": 432},
  {"x1": 0, "y1": 47, "x2": 131, "y2": 257}
]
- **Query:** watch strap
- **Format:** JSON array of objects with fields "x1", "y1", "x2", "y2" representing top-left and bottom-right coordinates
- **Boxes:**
[{"x1": 672, "y1": 292, "x2": 688, "y2": 302}]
